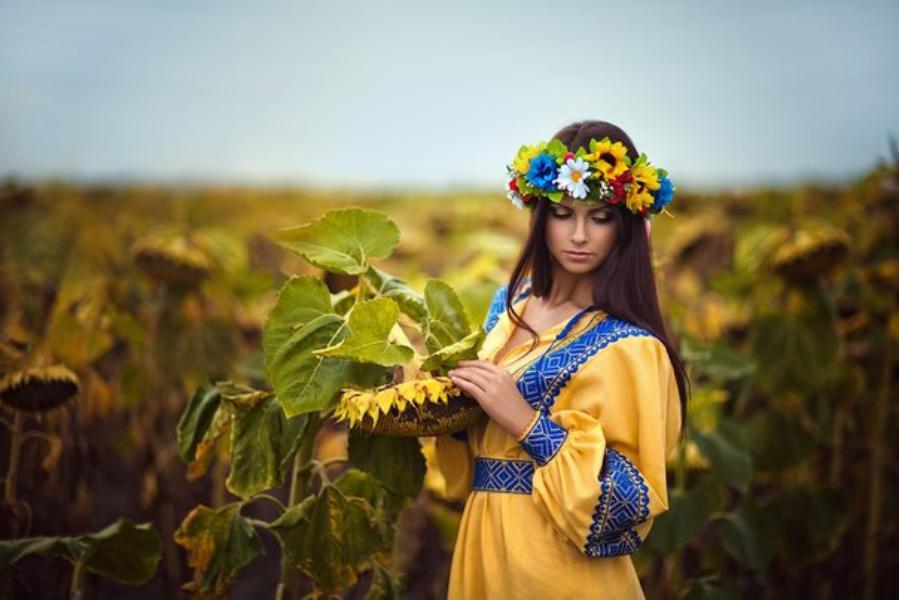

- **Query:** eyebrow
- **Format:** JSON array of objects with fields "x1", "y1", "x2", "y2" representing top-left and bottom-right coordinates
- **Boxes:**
[{"x1": 555, "y1": 205, "x2": 611, "y2": 213}]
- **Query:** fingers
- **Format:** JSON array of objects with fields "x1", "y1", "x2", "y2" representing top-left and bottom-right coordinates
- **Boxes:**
[
  {"x1": 457, "y1": 359, "x2": 505, "y2": 375},
  {"x1": 449, "y1": 374, "x2": 486, "y2": 403},
  {"x1": 449, "y1": 368, "x2": 490, "y2": 392}
]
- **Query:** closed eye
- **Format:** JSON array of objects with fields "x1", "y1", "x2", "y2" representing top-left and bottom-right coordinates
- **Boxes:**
[{"x1": 550, "y1": 210, "x2": 611, "y2": 224}]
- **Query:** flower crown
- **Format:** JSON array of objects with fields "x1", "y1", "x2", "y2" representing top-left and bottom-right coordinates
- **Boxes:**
[{"x1": 505, "y1": 137, "x2": 675, "y2": 217}]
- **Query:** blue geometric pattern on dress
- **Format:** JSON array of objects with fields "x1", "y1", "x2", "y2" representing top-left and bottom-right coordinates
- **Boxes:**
[
  {"x1": 515, "y1": 314, "x2": 655, "y2": 412},
  {"x1": 472, "y1": 457, "x2": 535, "y2": 494},
  {"x1": 584, "y1": 447, "x2": 651, "y2": 557},
  {"x1": 483, "y1": 276, "x2": 533, "y2": 334},
  {"x1": 519, "y1": 411, "x2": 568, "y2": 466}
]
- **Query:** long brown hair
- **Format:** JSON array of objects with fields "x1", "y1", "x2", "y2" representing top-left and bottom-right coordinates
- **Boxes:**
[{"x1": 504, "y1": 120, "x2": 690, "y2": 435}]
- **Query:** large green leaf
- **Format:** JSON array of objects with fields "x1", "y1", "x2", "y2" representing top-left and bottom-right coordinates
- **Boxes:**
[
  {"x1": 365, "y1": 563, "x2": 404, "y2": 599},
  {"x1": 422, "y1": 280, "x2": 472, "y2": 353},
  {"x1": 177, "y1": 383, "x2": 223, "y2": 462},
  {"x1": 715, "y1": 504, "x2": 770, "y2": 575},
  {"x1": 0, "y1": 518, "x2": 161, "y2": 586},
  {"x1": 314, "y1": 298, "x2": 414, "y2": 366},
  {"x1": 335, "y1": 468, "x2": 408, "y2": 551},
  {"x1": 680, "y1": 337, "x2": 756, "y2": 384},
  {"x1": 646, "y1": 475, "x2": 723, "y2": 554},
  {"x1": 270, "y1": 486, "x2": 385, "y2": 593},
  {"x1": 262, "y1": 275, "x2": 334, "y2": 381},
  {"x1": 217, "y1": 381, "x2": 308, "y2": 499},
  {"x1": 748, "y1": 289, "x2": 840, "y2": 395},
  {"x1": 79, "y1": 519, "x2": 162, "y2": 585},
  {"x1": 365, "y1": 265, "x2": 429, "y2": 325},
  {"x1": 740, "y1": 410, "x2": 816, "y2": 472},
  {"x1": 348, "y1": 432, "x2": 426, "y2": 498},
  {"x1": 174, "y1": 504, "x2": 264, "y2": 598},
  {"x1": 271, "y1": 208, "x2": 400, "y2": 275},
  {"x1": 268, "y1": 313, "x2": 353, "y2": 417},
  {"x1": 421, "y1": 328, "x2": 486, "y2": 374},
  {"x1": 691, "y1": 425, "x2": 752, "y2": 493}
]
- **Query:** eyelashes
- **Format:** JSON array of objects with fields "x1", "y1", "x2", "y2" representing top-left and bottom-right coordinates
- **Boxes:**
[{"x1": 550, "y1": 211, "x2": 612, "y2": 224}]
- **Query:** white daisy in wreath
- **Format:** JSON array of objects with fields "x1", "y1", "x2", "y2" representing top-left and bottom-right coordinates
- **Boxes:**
[{"x1": 554, "y1": 157, "x2": 591, "y2": 199}]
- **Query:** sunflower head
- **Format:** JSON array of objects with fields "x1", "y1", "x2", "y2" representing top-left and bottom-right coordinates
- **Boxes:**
[
  {"x1": 585, "y1": 137, "x2": 631, "y2": 180},
  {"x1": 132, "y1": 231, "x2": 212, "y2": 288},
  {"x1": 0, "y1": 365, "x2": 80, "y2": 412},
  {"x1": 333, "y1": 376, "x2": 484, "y2": 436}
]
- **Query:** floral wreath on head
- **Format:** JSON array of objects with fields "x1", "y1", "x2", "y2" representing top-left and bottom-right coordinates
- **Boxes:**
[{"x1": 505, "y1": 137, "x2": 675, "y2": 218}]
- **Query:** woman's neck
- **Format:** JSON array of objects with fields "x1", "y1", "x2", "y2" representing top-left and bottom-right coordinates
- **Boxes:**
[{"x1": 543, "y1": 266, "x2": 596, "y2": 309}]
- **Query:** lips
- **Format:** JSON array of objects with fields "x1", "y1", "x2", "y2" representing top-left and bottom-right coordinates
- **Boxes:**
[{"x1": 564, "y1": 251, "x2": 591, "y2": 257}]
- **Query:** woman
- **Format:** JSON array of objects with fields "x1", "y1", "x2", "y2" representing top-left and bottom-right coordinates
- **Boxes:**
[{"x1": 439, "y1": 120, "x2": 689, "y2": 599}]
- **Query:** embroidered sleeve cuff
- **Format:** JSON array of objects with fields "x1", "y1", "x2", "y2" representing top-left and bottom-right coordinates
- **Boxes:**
[
  {"x1": 515, "y1": 410, "x2": 542, "y2": 442},
  {"x1": 518, "y1": 411, "x2": 568, "y2": 466}
]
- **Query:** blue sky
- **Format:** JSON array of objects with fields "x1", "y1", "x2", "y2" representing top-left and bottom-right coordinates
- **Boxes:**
[{"x1": 1, "y1": 0, "x2": 897, "y2": 191}]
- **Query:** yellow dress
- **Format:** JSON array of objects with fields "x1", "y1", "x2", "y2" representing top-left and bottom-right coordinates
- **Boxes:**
[{"x1": 435, "y1": 277, "x2": 682, "y2": 599}]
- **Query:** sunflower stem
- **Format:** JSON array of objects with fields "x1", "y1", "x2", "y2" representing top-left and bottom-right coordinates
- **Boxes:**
[{"x1": 4, "y1": 411, "x2": 23, "y2": 506}]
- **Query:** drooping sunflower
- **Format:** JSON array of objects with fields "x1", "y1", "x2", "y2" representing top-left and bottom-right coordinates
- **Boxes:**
[{"x1": 333, "y1": 376, "x2": 483, "y2": 437}]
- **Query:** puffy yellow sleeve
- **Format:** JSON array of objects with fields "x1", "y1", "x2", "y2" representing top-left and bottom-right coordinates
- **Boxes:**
[{"x1": 516, "y1": 334, "x2": 682, "y2": 556}]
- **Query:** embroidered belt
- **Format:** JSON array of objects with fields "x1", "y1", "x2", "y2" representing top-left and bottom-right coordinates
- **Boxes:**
[{"x1": 472, "y1": 457, "x2": 535, "y2": 494}]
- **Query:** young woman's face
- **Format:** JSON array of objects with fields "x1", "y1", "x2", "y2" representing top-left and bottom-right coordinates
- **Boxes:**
[{"x1": 544, "y1": 196, "x2": 618, "y2": 275}]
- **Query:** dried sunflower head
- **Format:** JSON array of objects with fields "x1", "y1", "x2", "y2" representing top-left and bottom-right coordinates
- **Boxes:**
[
  {"x1": 132, "y1": 232, "x2": 212, "y2": 288},
  {"x1": 772, "y1": 224, "x2": 850, "y2": 282},
  {"x1": 0, "y1": 365, "x2": 80, "y2": 412},
  {"x1": 333, "y1": 376, "x2": 483, "y2": 437}
]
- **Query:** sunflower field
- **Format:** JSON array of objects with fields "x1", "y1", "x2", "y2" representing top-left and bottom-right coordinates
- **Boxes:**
[{"x1": 0, "y1": 150, "x2": 897, "y2": 599}]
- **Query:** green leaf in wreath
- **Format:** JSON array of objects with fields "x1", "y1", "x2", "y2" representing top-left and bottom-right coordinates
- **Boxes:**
[
  {"x1": 271, "y1": 208, "x2": 400, "y2": 275},
  {"x1": 0, "y1": 518, "x2": 161, "y2": 586},
  {"x1": 174, "y1": 504, "x2": 264, "y2": 598},
  {"x1": 263, "y1": 276, "x2": 334, "y2": 381},
  {"x1": 314, "y1": 298, "x2": 414, "y2": 367},
  {"x1": 422, "y1": 279, "x2": 472, "y2": 353},
  {"x1": 348, "y1": 432, "x2": 426, "y2": 498},
  {"x1": 421, "y1": 328, "x2": 486, "y2": 374},
  {"x1": 270, "y1": 486, "x2": 385, "y2": 593}
]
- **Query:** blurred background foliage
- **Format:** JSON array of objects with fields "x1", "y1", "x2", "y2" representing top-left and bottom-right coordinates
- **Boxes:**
[{"x1": 1, "y1": 153, "x2": 897, "y2": 598}]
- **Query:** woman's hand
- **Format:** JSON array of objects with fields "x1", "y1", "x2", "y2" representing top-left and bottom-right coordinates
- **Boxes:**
[{"x1": 448, "y1": 359, "x2": 536, "y2": 439}]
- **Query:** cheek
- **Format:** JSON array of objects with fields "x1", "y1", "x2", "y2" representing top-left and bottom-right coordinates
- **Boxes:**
[
  {"x1": 544, "y1": 219, "x2": 567, "y2": 250},
  {"x1": 592, "y1": 226, "x2": 617, "y2": 257}
]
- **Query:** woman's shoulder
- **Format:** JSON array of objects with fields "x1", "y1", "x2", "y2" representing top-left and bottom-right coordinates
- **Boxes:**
[
  {"x1": 569, "y1": 314, "x2": 670, "y2": 376},
  {"x1": 482, "y1": 275, "x2": 532, "y2": 333}
]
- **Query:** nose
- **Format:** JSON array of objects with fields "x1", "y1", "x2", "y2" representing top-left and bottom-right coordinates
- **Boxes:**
[{"x1": 571, "y1": 214, "x2": 589, "y2": 244}]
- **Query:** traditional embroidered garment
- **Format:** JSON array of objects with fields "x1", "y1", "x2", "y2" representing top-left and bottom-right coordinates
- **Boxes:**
[{"x1": 435, "y1": 277, "x2": 682, "y2": 599}]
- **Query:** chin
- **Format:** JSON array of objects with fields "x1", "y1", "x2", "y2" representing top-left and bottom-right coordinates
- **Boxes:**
[{"x1": 559, "y1": 259, "x2": 601, "y2": 274}]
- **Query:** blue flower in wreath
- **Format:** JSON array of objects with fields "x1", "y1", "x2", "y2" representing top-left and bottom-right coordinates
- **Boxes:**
[
  {"x1": 652, "y1": 174, "x2": 674, "y2": 213},
  {"x1": 526, "y1": 152, "x2": 559, "y2": 192}
]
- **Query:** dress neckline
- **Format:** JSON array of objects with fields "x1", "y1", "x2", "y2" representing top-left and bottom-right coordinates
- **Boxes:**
[{"x1": 491, "y1": 293, "x2": 603, "y2": 366}]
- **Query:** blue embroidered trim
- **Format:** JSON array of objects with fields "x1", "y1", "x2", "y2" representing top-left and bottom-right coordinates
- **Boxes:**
[
  {"x1": 483, "y1": 276, "x2": 532, "y2": 334},
  {"x1": 519, "y1": 412, "x2": 568, "y2": 466},
  {"x1": 516, "y1": 315, "x2": 655, "y2": 412},
  {"x1": 584, "y1": 447, "x2": 651, "y2": 557},
  {"x1": 472, "y1": 457, "x2": 535, "y2": 494}
]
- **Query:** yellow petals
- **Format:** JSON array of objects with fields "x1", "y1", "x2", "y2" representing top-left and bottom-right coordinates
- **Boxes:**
[{"x1": 332, "y1": 376, "x2": 463, "y2": 428}]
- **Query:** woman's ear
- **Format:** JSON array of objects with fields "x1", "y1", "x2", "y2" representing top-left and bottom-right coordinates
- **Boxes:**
[{"x1": 644, "y1": 218, "x2": 652, "y2": 238}]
